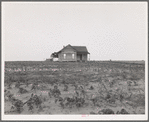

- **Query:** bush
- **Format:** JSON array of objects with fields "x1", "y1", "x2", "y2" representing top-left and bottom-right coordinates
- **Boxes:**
[
  {"x1": 98, "y1": 109, "x2": 114, "y2": 114},
  {"x1": 121, "y1": 72, "x2": 127, "y2": 79},
  {"x1": 15, "y1": 82, "x2": 20, "y2": 88},
  {"x1": 64, "y1": 84, "x2": 68, "y2": 91},
  {"x1": 89, "y1": 86, "x2": 94, "y2": 90},
  {"x1": 18, "y1": 88, "x2": 28, "y2": 94},
  {"x1": 116, "y1": 109, "x2": 129, "y2": 114},
  {"x1": 24, "y1": 94, "x2": 42, "y2": 111},
  {"x1": 31, "y1": 83, "x2": 39, "y2": 91},
  {"x1": 11, "y1": 99, "x2": 24, "y2": 113},
  {"x1": 90, "y1": 111, "x2": 96, "y2": 114}
]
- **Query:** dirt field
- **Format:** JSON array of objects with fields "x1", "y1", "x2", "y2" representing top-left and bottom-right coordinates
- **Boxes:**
[{"x1": 4, "y1": 61, "x2": 145, "y2": 115}]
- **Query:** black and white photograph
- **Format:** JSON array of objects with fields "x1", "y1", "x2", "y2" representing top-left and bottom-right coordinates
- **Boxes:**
[{"x1": 1, "y1": 1, "x2": 148, "y2": 120}]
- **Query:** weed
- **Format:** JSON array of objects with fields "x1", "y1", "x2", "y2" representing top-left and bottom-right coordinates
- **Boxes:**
[
  {"x1": 11, "y1": 99, "x2": 24, "y2": 113},
  {"x1": 64, "y1": 84, "x2": 68, "y2": 91},
  {"x1": 98, "y1": 108, "x2": 114, "y2": 114},
  {"x1": 89, "y1": 86, "x2": 94, "y2": 90},
  {"x1": 18, "y1": 88, "x2": 28, "y2": 94},
  {"x1": 24, "y1": 94, "x2": 42, "y2": 111}
]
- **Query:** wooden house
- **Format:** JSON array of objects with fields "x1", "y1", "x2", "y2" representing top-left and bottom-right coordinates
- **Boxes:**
[{"x1": 55, "y1": 44, "x2": 90, "y2": 62}]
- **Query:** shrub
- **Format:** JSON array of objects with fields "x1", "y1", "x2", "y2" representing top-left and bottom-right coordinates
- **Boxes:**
[
  {"x1": 52, "y1": 88, "x2": 61, "y2": 98},
  {"x1": 15, "y1": 82, "x2": 20, "y2": 88},
  {"x1": 90, "y1": 96, "x2": 99, "y2": 106},
  {"x1": 24, "y1": 94, "x2": 42, "y2": 111},
  {"x1": 116, "y1": 109, "x2": 129, "y2": 114},
  {"x1": 98, "y1": 109, "x2": 114, "y2": 114},
  {"x1": 64, "y1": 84, "x2": 68, "y2": 91},
  {"x1": 31, "y1": 83, "x2": 39, "y2": 91},
  {"x1": 90, "y1": 111, "x2": 96, "y2": 114},
  {"x1": 89, "y1": 86, "x2": 94, "y2": 90},
  {"x1": 18, "y1": 88, "x2": 28, "y2": 94},
  {"x1": 121, "y1": 73, "x2": 127, "y2": 79},
  {"x1": 12, "y1": 99, "x2": 24, "y2": 113}
]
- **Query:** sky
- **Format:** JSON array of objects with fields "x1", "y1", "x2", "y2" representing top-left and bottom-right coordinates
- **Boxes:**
[{"x1": 2, "y1": 2, "x2": 147, "y2": 61}]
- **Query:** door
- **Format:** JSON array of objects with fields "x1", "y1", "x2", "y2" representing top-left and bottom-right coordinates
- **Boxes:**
[{"x1": 80, "y1": 54, "x2": 82, "y2": 60}]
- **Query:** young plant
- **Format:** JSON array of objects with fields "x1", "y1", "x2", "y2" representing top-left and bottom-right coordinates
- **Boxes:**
[
  {"x1": 98, "y1": 108, "x2": 115, "y2": 114},
  {"x1": 89, "y1": 86, "x2": 94, "y2": 90},
  {"x1": 18, "y1": 87, "x2": 28, "y2": 94},
  {"x1": 64, "y1": 84, "x2": 68, "y2": 91},
  {"x1": 15, "y1": 81, "x2": 20, "y2": 88},
  {"x1": 12, "y1": 99, "x2": 24, "y2": 114},
  {"x1": 53, "y1": 85, "x2": 61, "y2": 98}
]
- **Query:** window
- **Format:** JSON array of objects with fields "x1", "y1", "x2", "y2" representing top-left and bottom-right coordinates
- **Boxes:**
[
  {"x1": 64, "y1": 54, "x2": 66, "y2": 59},
  {"x1": 72, "y1": 54, "x2": 74, "y2": 59}
]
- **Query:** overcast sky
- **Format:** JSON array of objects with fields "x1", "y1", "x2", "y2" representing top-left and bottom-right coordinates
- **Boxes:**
[{"x1": 2, "y1": 2, "x2": 147, "y2": 61}]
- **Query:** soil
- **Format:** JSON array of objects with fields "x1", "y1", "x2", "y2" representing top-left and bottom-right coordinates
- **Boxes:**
[{"x1": 4, "y1": 61, "x2": 145, "y2": 115}]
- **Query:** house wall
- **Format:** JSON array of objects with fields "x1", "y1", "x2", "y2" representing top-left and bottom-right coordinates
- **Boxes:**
[{"x1": 58, "y1": 45, "x2": 77, "y2": 61}]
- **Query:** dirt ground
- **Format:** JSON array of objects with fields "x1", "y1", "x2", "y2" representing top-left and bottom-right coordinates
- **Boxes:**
[{"x1": 4, "y1": 61, "x2": 145, "y2": 115}]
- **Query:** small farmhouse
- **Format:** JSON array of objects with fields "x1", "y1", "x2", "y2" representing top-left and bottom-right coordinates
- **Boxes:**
[{"x1": 51, "y1": 44, "x2": 90, "y2": 62}]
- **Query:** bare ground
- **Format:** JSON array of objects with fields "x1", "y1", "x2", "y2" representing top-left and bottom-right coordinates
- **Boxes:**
[{"x1": 4, "y1": 61, "x2": 145, "y2": 115}]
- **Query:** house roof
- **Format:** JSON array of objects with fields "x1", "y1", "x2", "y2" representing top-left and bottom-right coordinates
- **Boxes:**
[
  {"x1": 57, "y1": 44, "x2": 90, "y2": 54},
  {"x1": 72, "y1": 46, "x2": 90, "y2": 54}
]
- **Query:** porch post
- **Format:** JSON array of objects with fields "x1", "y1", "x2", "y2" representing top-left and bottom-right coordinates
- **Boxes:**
[{"x1": 88, "y1": 54, "x2": 90, "y2": 61}]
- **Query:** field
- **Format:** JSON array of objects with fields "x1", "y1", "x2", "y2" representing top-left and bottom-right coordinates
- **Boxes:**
[{"x1": 4, "y1": 61, "x2": 145, "y2": 115}]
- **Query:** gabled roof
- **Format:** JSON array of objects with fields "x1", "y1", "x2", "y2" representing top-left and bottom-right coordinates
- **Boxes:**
[
  {"x1": 72, "y1": 46, "x2": 90, "y2": 54},
  {"x1": 57, "y1": 44, "x2": 90, "y2": 54}
]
